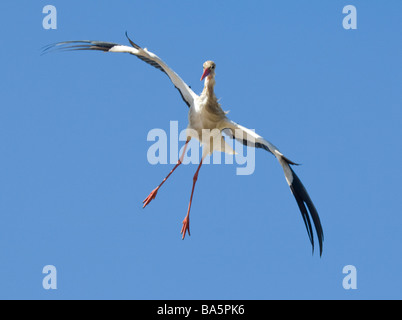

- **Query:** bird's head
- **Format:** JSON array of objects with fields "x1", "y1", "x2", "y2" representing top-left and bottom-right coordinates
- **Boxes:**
[{"x1": 200, "y1": 61, "x2": 216, "y2": 81}]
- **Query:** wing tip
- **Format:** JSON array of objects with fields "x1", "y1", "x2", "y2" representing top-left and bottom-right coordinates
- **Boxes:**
[
  {"x1": 289, "y1": 167, "x2": 324, "y2": 257},
  {"x1": 41, "y1": 40, "x2": 119, "y2": 55},
  {"x1": 125, "y1": 31, "x2": 141, "y2": 49}
]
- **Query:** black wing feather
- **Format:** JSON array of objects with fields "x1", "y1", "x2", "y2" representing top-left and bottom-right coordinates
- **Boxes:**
[{"x1": 288, "y1": 166, "x2": 323, "y2": 256}]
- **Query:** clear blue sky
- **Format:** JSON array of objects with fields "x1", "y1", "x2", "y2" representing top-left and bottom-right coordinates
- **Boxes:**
[{"x1": 0, "y1": 0, "x2": 401, "y2": 299}]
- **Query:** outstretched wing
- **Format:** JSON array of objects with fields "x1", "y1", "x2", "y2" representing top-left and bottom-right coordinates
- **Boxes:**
[
  {"x1": 223, "y1": 120, "x2": 324, "y2": 256},
  {"x1": 43, "y1": 33, "x2": 198, "y2": 108}
]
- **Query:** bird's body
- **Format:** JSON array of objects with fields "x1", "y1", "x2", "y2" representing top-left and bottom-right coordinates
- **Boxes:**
[
  {"x1": 188, "y1": 105, "x2": 230, "y2": 156},
  {"x1": 45, "y1": 34, "x2": 324, "y2": 256}
]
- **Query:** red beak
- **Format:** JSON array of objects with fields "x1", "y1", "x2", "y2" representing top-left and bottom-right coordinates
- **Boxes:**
[{"x1": 200, "y1": 68, "x2": 211, "y2": 81}]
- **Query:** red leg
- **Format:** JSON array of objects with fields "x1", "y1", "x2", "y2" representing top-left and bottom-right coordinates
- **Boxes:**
[
  {"x1": 143, "y1": 139, "x2": 190, "y2": 208},
  {"x1": 181, "y1": 156, "x2": 205, "y2": 239}
]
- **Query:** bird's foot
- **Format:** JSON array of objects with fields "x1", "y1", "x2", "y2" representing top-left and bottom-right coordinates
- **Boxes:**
[
  {"x1": 143, "y1": 187, "x2": 159, "y2": 208},
  {"x1": 180, "y1": 215, "x2": 190, "y2": 240}
]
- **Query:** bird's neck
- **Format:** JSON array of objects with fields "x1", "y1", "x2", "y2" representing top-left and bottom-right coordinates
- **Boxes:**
[
  {"x1": 200, "y1": 76, "x2": 226, "y2": 119},
  {"x1": 202, "y1": 76, "x2": 216, "y2": 99}
]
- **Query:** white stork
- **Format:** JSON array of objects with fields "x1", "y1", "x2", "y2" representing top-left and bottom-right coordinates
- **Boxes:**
[{"x1": 44, "y1": 33, "x2": 324, "y2": 256}]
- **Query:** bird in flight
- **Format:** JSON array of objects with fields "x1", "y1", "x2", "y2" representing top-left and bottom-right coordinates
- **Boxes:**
[{"x1": 44, "y1": 33, "x2": 324, "y2": 256}]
